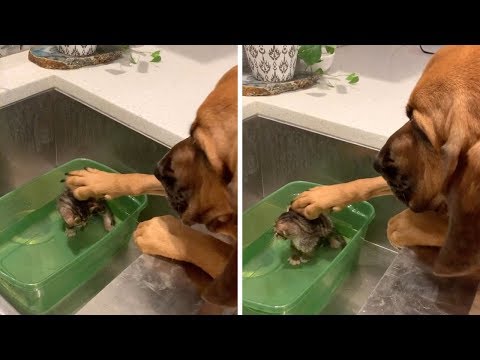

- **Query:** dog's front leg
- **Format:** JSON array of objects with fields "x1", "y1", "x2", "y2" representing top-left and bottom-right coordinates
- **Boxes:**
[
  {"x1": 133, "y1": 215, "x2": 232, "y2": 278},
  {"x1": 291, "y1": 176, "x2": 392, "y2": 219},
  {"x1": 66, "y1": 168, "x2": 165, "y2": 200},
  {"x1": 387, "y1": 209, "x2": 448, "y2": 249}
]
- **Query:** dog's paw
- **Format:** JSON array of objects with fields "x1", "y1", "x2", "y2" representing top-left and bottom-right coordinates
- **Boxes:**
[
  {"x1": 387, "y1": 209, "x2": 447, "y2": 249},
  {"x1": 290, "y1": 184, "x2": 351, "y2": 220},
  {"x1": 387, "y1": 215, "x2": 415, "y2": 250},
  {"x1": 65, "y1": 169, "x2": 151, "y2": 201},
  {"x1": 133, "y1": 215, "x2": 193, "y2": 262}
]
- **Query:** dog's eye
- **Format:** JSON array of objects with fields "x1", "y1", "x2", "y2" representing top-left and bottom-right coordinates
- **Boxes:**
[
  {"x1": 411, "y1": 120, "x2": 432, "y2": 146},
  {"x1": 222, "y1": 165, "x2": 233, "y2": 184}
]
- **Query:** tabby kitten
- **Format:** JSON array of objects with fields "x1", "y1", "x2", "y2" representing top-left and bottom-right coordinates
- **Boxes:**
[
  {"x1": 57, "y1": 188, "x2": 115, "y2": 237},
  {"x1": 274, "y1": 209, "x2": 346, "y2": 266}
]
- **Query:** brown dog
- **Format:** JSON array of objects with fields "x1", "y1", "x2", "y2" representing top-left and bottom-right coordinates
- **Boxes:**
[
  {"x1": 153, "y1": 66, "x2": 238, "y2": 306},
  {"x1": 66, "y1": 66, "x2": 238, "y2": 309},
  {"x1": 291, "y1": 46, "x2": 480, "y2": 278}
]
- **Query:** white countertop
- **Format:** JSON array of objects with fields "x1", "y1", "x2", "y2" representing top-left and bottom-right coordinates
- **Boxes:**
[
  {"x1": 0, "y1": 45, "x2": 237, "y2": 147},
  {"x1": 1, "y1": 46, "x2": 434, "y2": 151},
  {"x1": 243, "y1": 45, "x2": 433, "y2": 150}
]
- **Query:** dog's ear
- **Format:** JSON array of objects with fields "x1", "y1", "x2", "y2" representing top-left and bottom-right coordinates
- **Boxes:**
[
  {"x1": 190, "y1": 66, "x2": 237, "y2": 183},
  {"x1": 434, "y1": 141, "x2": 480, "y2": 276},
  {"x1": 201, "y1": 248, "x2": 237, "y2": 308},
  {"x1": 193, "y1": 124, "x2": 236, "y2": 182},
  {"x1": 440, "y1": 107, "x2": 468, "y2": 191}
]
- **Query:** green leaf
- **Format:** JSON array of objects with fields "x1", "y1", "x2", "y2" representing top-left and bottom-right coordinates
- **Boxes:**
[
  {"x1": 151, "y1": 55, "x2": 162, "y2": 63},
  {"x1": 151, "y1": 50, "x2": 160, "y2": 57},
  {"x1": 315, "y1": 68, "x2": 324, "y2": 75},
  {"x1": 298, "y1": 45, "x2": 322, "y2": 66},
  {"x1": 325, "y1": 46, "x2": 336, "y2": 54},
  {"x1": 346, "y1": 72, "x2": 356, "y2": 81},
  {"x1": 129, "y1": 54, "x2": 137, "y2": 64},
  {"x1": 348, "y1": 75, "x2": 359, "y2": 84}
]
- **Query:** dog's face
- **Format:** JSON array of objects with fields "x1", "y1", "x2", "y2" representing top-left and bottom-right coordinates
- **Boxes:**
[
  {"x1": 154, "y1": 66, "x2": 238, "y2": 306},
  {"x1": 155, "y1": 137, "x2": 235, "y2": 235},
  {"x1": 374, "y1": 110, "x2": 447, "y2": 213},
  {"x1": 374, "y1": 46, "x2": 480, "y2": 276},
  {"x1": 155, "y1": 66, "x2": 237, "y2": 237}
]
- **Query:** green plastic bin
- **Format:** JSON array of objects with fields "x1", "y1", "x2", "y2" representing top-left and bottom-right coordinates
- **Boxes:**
[
  {"x1": 0, "y1": 158, "x2": 148, "y2": 314},
  {"x1": 243, "y1": 181, "x2": 375, "y2": 315}
]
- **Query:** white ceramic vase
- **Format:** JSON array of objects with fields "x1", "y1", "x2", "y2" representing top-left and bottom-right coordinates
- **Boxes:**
[
  {"x1": 57, "y1": 45, "x2": 97, "y2": 57},
  {"x1": 244, "y1": 45, "x2": 299, "y2": 82}
]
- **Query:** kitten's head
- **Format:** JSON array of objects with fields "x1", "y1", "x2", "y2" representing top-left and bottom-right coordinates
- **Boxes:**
[
  {"x1": 58, "y1": 190, "x2": 90, "y2": 229},
  {"x1": 274, "y1": 210, "x2": 316, "y2": 240},
  {"x1": 58, "y1": 207, "x2": 88, "y2": 228},
  {"x1": 274, "y1": 209, "x2": 334, "y2": 241}
]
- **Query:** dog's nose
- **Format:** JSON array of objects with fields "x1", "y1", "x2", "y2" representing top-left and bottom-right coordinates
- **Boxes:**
[
  {"x1": 154, "y1": 154, "x2": 170, "y2": 182},
  {"x1": 374, "y1": 147, "x2": 394, "y2": 174},
  {"x1": 373, "y1": 157, "x2": 384, "y2": 174},
  {"x1": 154, "y1": 162, "x2": 162, "y2": 181}
]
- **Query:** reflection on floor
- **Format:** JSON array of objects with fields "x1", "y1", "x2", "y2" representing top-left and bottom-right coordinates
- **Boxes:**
[
  {"x1": 360, "y1": 248, "x2": 479, "y2": 315},
  {"x1": 77, "y1": 254, "x2": 236, "y2": 315}
]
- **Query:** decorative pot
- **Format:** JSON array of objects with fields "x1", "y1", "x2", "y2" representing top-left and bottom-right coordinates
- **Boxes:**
[
  {"x1": 57, "y1": 45, "x2": 97, "y2": 57},
  {"x1": 244, "y1": 45, "x2": 299, "y2": 82}
]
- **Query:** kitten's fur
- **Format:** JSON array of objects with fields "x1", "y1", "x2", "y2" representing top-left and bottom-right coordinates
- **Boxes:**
[
  {"x1": 57, "y1": 189, "x2": 115, "y2": 237},
  {"x1": 274, "y1": 209, "x2": 346, "y2": 266}
]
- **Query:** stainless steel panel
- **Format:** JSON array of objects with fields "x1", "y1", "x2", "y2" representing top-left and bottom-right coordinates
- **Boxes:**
[
  {"x1": 53, "y1": 91, "x2": 168, "y2": 173},
  {"x1": 0, "y1": 91, "x2": 56, "y2": 196},
  {"x1": 51, "y1": 90, "x2": 174, "y2": 222},
  {"x1": 320, "y1": 241, "x2": 396, "y2": 314},
  {"x1": 243, "y1": 116, "x2": 264, "y2": 210}
]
